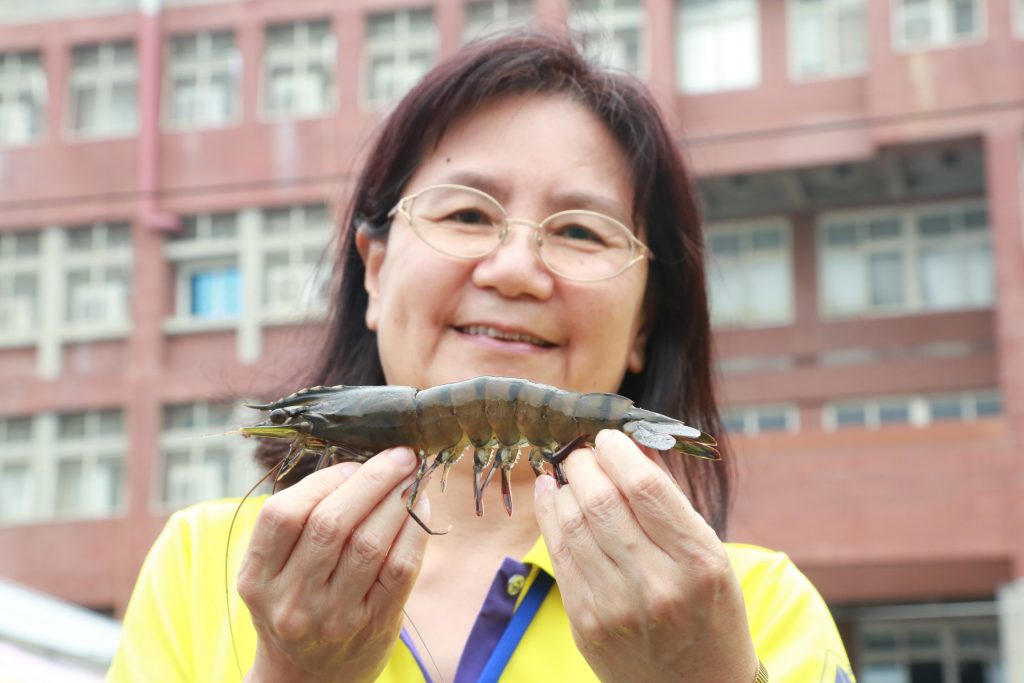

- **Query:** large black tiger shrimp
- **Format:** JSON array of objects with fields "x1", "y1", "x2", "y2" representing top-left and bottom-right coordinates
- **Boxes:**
[{"x1": 240, "y1": 375, "x2": 720, "y2": 535}]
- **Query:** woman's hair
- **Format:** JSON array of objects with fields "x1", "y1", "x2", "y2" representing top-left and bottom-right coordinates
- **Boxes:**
[{"x1": 256, "y1": 30, "x2": 732, "y2": 535}]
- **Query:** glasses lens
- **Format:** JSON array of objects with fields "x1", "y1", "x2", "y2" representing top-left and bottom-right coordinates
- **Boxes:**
[
  {"x1": 408, "y1": 186, "x2": 504, "y2": 258},
  {"x1": 540, "y1": 212, "x2": 640, "y2": 280}
]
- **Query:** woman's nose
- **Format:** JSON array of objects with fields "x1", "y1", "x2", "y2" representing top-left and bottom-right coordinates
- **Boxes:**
[{"x1": 471, "y1": 221, "x2": 555, "y2": 299}]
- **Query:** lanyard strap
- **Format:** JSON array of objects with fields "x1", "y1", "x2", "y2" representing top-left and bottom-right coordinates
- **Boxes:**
[{"x1": 477, "y1": 571, "x2": 555, "y2": 683}]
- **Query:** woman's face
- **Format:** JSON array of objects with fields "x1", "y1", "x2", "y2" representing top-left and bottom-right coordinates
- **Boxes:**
[{"x1": 357, "y1": 93, "x2": 649, "y2": 394}]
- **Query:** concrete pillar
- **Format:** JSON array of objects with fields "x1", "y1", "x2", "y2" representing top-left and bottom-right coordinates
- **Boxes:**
[
  {"x1": 237, "y1": 207, "x2": 262, "y2": 364},
  {"x1": 998, "y1": 580, "x2": 1024, "y2": 683},
  {"x1": 36, "y1": 226, "x2": 63, "y2": 379}
]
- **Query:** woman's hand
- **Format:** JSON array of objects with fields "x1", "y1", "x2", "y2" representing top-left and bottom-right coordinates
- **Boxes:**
[
  {"x1": 534, "y1": 430, "x2": 758, "y2": 683},
  {"x1": 237, "y1": 448, "x2": 429, "y2": 683}
]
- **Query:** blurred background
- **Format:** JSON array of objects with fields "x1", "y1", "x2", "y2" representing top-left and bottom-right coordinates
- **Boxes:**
[{"x1": 0, "y1": 0, "x2": 1021, "y2": 680}]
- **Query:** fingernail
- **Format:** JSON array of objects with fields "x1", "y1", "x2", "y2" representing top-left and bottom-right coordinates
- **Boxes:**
[
  {"x1": 595, "y1": 429, "x2": 614, "y2": 447},
  {"x1": 387, "y1": 447, "x2": 415, "y2": 466},
  {"x1": 534, "y1": 474, "x2": 556, "y2": 499},
  {"x1": 339, "y1": 462, "x2": 359, "y2": 478}
]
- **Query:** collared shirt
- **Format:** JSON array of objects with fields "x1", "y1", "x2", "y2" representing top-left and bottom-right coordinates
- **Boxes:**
[{"x1": 108, "y1": 498, "x2": 856, "y2": 682}]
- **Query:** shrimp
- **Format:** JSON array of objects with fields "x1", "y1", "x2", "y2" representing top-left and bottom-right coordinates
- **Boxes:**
[{"x1": 241, "y1": 375, "x2": 719, "y2": 535}]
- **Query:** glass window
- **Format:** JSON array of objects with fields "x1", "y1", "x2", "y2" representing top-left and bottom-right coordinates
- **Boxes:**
[
  {"x1": 0, "y1": 230, "x2": 41, "y2": 341},
  {"x1": 789, "y1": 0, "x2": 866, "y2": 79},
  {"x1": 166, "y1": 30, "x2": 239, "y2": 128},
  {"x1": 167, "y1": 212, "x2": 243, "y2": 323},
  {"x1": 365, "y1": 8, "x2": 438, "y2": 106},
  {"x1": 62, "y1": 222, "x2": 132, "y2": 330},
  {"x1": 464, "y1": 0, "x2": 533, "y2": 41},
  {"x1": 722, "y1": 404, "x2": 799, "y2": 436},
  {"x1": 159, "y1": 401, "x2": 262, "y2": 508},
  {"x1": 859, "y1": 616, "x2": 1001, "y2": 683},
  {"x1": 820, "y1": 202, "x2": 992, "y2": 318},
  {"x1": 53, "y1": 409, "x2": 125, "y2": 518},
  {"x1": 677, "y1": 0, "x2": 760, "y2": 93},
  {"x1": 263, "y1": 20, "x2": 334, "y2": 118},
  {"x1": 189, "y1": 265, "x2": 241, "y2": 318},
  {"x1": 569, "y1": 0, "x2": 646, "y2": 74},
  {"x1": 826, "y1": 389, "x2": 1001, "y2": 430},
  {"x1": 0, "y1": 416, "x2": 34, "y2": 523},
  {"x1": 259, "y1": 203, "x2": 332, "y2": 318},
  {"x1": 0, "y1": 51, "x2": 46, "y2": 146},
  {"x1": 894, "y1": 0, "x2": 983, "y2": 49},
  {"x1": 68, "y1": 41, "x2": 137, "y2": 137},
  {"x1": 707, "y1": 221, "x2": 793, "y2": 327}
]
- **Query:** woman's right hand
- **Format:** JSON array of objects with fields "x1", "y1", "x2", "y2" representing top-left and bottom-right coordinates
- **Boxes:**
[{"x1": 237, "y1": 447, "x2": 429, "y2": 683}]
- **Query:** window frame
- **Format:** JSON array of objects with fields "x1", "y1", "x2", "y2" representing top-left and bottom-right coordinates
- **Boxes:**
[
  {"x1": 258, "y1": 202, "x2": 332, "y2": 324},
  {"x1": 61, "y1": 221, "x2": 133, "y2": 340},
  {"x1": 705, "y1": 217, "x2": 795, "y2": 328},
  {"x1": 261, "y1": 18, "x2": 336, "y2": 120},
  {"x1": 363, "y1": 7, "x2": 439, "y2": 109},
  {"x1": 722, "y1": 403, "x2": 801, "y2": 436},
  {"x1": 787, "y1": 0, "x2": 868, "y2": 81},
  {"x1": 676, "y1": 0, "x2": 762, "y2": 94},
  {"x1": 817, "y1": 200, "x2": 992, "y2": 319},
  {"x1": 0, "y1": 230, "x2": 42, "y2": 348},
  {"x1": 165, "y1": 211, "x2": 243, "y2": 331},
  {"x1": 463, "y1": 0, "x2": 534, "y2": 43},
  {"x1": 569, "y1": 0, "x2": 647, "y2": 76},
  {"x1": 891, "y1": 0, "x2": 987, "y2": 51},
  {"x1": 155, "y1": 400, "x2": 262, "y2": 511},
  {"x1": 52, "y1": 409, "x2": 127, "y2": 521},
  {"x1": 0, "y1": 416, "x2": 36, "y2": 524},
  {"x1": 163, "y1": 29, "x2": 241, "y2": 131},
  {"x1": 67, "y1": 40, "x2": 138, "y2": 139},
  {"x1": 822, "y1": 389, "x2": 1002, "y2": 431},
  {"x1": 0, "y1": 50, "x2": 47, "y2": 147}
]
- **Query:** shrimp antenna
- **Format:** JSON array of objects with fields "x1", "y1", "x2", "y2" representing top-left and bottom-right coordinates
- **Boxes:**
[{"x1": 226, "y1": 459, "x2": 283, "y2": 681}]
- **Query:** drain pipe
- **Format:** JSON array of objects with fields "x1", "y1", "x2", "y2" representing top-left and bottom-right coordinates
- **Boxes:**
[{"x1": 138, "y1": 0, "x2": 179, "y2": 231}]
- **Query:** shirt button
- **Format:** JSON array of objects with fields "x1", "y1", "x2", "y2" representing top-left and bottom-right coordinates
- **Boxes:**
[{"x1": 506, "y1": 574, "x2": 525, "y2": 596}]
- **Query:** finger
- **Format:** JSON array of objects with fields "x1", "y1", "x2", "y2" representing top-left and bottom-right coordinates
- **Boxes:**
[
  {"x1": 533, "y1": 475, "x2": 596, "y2": 610},
  {"x1": 285, "y1": 448, "x2": 419, "y2": 588},
  {"x1": 558, "y1": 444, "x2": 646, "y2": 570},
  {"x1": 366, "y1": 492, "x2": 431, "y2": 611},
  {"x1": 331, "y1": 470, "x2": 428, "y2": 600},
  {"x1": 593, "y1": 430, "x2": 713, "y2": 555},
  {"x1": 549, "y1": 466, "x2": 625, "y2": 591},
  {"x1": 244, "y1": 460, "x2": 361, "y2": 579}
]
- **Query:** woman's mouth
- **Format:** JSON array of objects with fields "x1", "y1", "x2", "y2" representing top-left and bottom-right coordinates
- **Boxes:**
[{"x1": 456, "y1": 325, "x2": 555, "y2": 348}]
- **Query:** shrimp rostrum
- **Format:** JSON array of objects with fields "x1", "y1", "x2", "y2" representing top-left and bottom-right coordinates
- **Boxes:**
[{"x1": 241, "y1": 376, "x2": 720, "y2": 534}]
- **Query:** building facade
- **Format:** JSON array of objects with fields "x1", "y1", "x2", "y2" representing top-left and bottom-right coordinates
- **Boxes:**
[{"x1": 0, "y1": 0, "x2": 1021, "y2": 680}]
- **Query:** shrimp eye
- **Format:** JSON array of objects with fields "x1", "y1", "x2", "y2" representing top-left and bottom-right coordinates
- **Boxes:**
[{"x1": 269, "y1": 408, "x2": 288, "y2": 425}]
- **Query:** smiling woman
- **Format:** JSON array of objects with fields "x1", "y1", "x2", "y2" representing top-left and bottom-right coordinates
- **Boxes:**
[{"x1": 108, "y1": 31, "x2": 855, "y2": 683}]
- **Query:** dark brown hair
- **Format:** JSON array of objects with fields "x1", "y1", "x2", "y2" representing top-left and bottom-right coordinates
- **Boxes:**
[{"x1": 257, "y1": 30, "x2": 731, "y2": 535}]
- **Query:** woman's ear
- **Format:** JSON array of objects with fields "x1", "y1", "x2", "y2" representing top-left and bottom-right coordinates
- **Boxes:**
[
  {"x1": 627, "y1": 322, "x2": 649, "y2": 374},
  {"x1": 356, "y1": 227, "x2": 386, "y2": 332}
]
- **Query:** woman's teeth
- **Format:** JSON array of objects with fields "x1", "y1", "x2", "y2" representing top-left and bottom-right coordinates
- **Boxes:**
[{"x1": 460, "y1": 325, "x2": 553, "y2": 347}]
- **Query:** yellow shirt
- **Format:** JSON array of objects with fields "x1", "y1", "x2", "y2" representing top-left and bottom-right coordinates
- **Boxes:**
[{"x1": 107, "y1": 498, "x2": 855, "y2": 682}]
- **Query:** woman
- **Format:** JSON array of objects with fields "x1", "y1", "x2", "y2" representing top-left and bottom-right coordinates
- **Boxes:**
[{"x1": 109, "y1": 32, "x2": 854, "y2": 682}]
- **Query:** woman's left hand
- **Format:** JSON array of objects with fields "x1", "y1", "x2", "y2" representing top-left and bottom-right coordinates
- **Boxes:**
[{"x1": 533, "y1": 429, "x2": 758, "y2": 683}]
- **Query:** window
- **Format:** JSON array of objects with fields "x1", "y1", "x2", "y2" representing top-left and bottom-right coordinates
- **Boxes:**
[
  {"x1": 859, "y1": 616, "x2": 1001, "y2": 683},
  {"x1": 788, "y1": 0, "x2": 866, "y2": 79},
  {"x1": 677, "y1": 0, "x2": 760, "y2": 93},
  {"x1": 159, "y1": 401, "x2": 259, "y2": 508},
  {"x1": 263, "y1": 19, "x2": 334, "y2": 118},
  {"x1": 707, "y1": 220, "x2": 793, "y2": 327},
  {"x1": 0, "y1": 416, "x2": 34, "y2": 523},
  {"x1": 894, "y1": 0, "x2": 983, "y2": 49},
  {"x1": 365, "y1": 8, "x2": 438, "y2": 106},
  {"x1": 165, "y1": 30, "x2": 239, "y2": 129},
  {"x1": 820, "y1": 202, "x2": 992, "y2": 318},
  {"x1": 1017, "y1": 0, "x2": 1024, "y2": 37},
  {"x1": 823, "y1": 389, "x2": 1001, "y2": 430},
  {"x1": 63, "y1": 222, "x2": 132, "y2": 332},
  {"x1": 68, "y1": 41, "x2": 137, "y2": 137},
  {"x1": 0, "y1": 51, "x2": 45, "y2": 146},
  {"x1": 0, "y1": 230, "x2": 41, "y2": 344},
  {"x1": 260, "y1": 203, "x2": 331, "y2": 320},
  {"x1": 722, "y1": 404, "x2": 799, "y2": 436},
  {"x1": 569, "y1": 0, "x2": 646, "y2": 74},
  {"x1": 54, "y1": 409, "x2": 125, "y2": 518},
  {"x1": 463, "y1": 0, "x2": 533, "y2": 42},
  {"x1": 167, "y1": 212, "x2": 242, "y2": 323}
]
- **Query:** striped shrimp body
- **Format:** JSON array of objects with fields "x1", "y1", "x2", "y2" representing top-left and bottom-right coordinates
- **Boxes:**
[{"x1": 241, "y1": 376, "x2": 719, "y2": 535}]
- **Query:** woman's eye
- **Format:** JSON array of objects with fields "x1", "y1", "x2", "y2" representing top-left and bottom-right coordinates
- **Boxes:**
[
  {"x1": 448, "y1": 209, "x2": 491, "y2": 225},
  {"x1": 554, "y1": 224, "x2": 605, "y2": 244}
]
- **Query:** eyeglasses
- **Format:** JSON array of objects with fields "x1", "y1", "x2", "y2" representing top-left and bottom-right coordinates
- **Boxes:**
[{"x1": 388, "y1": 184, "x2": 652, "y2": 282}]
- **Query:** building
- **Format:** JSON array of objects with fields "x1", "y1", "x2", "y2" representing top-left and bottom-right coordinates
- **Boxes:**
[{"x1": 0, "y1": 0, "x2": 1021, "y2": 679}]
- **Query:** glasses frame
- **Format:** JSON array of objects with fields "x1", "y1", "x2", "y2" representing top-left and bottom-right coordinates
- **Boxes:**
[{"x1": 387, "y1": 184, "x2": 653, "y2": 283}]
